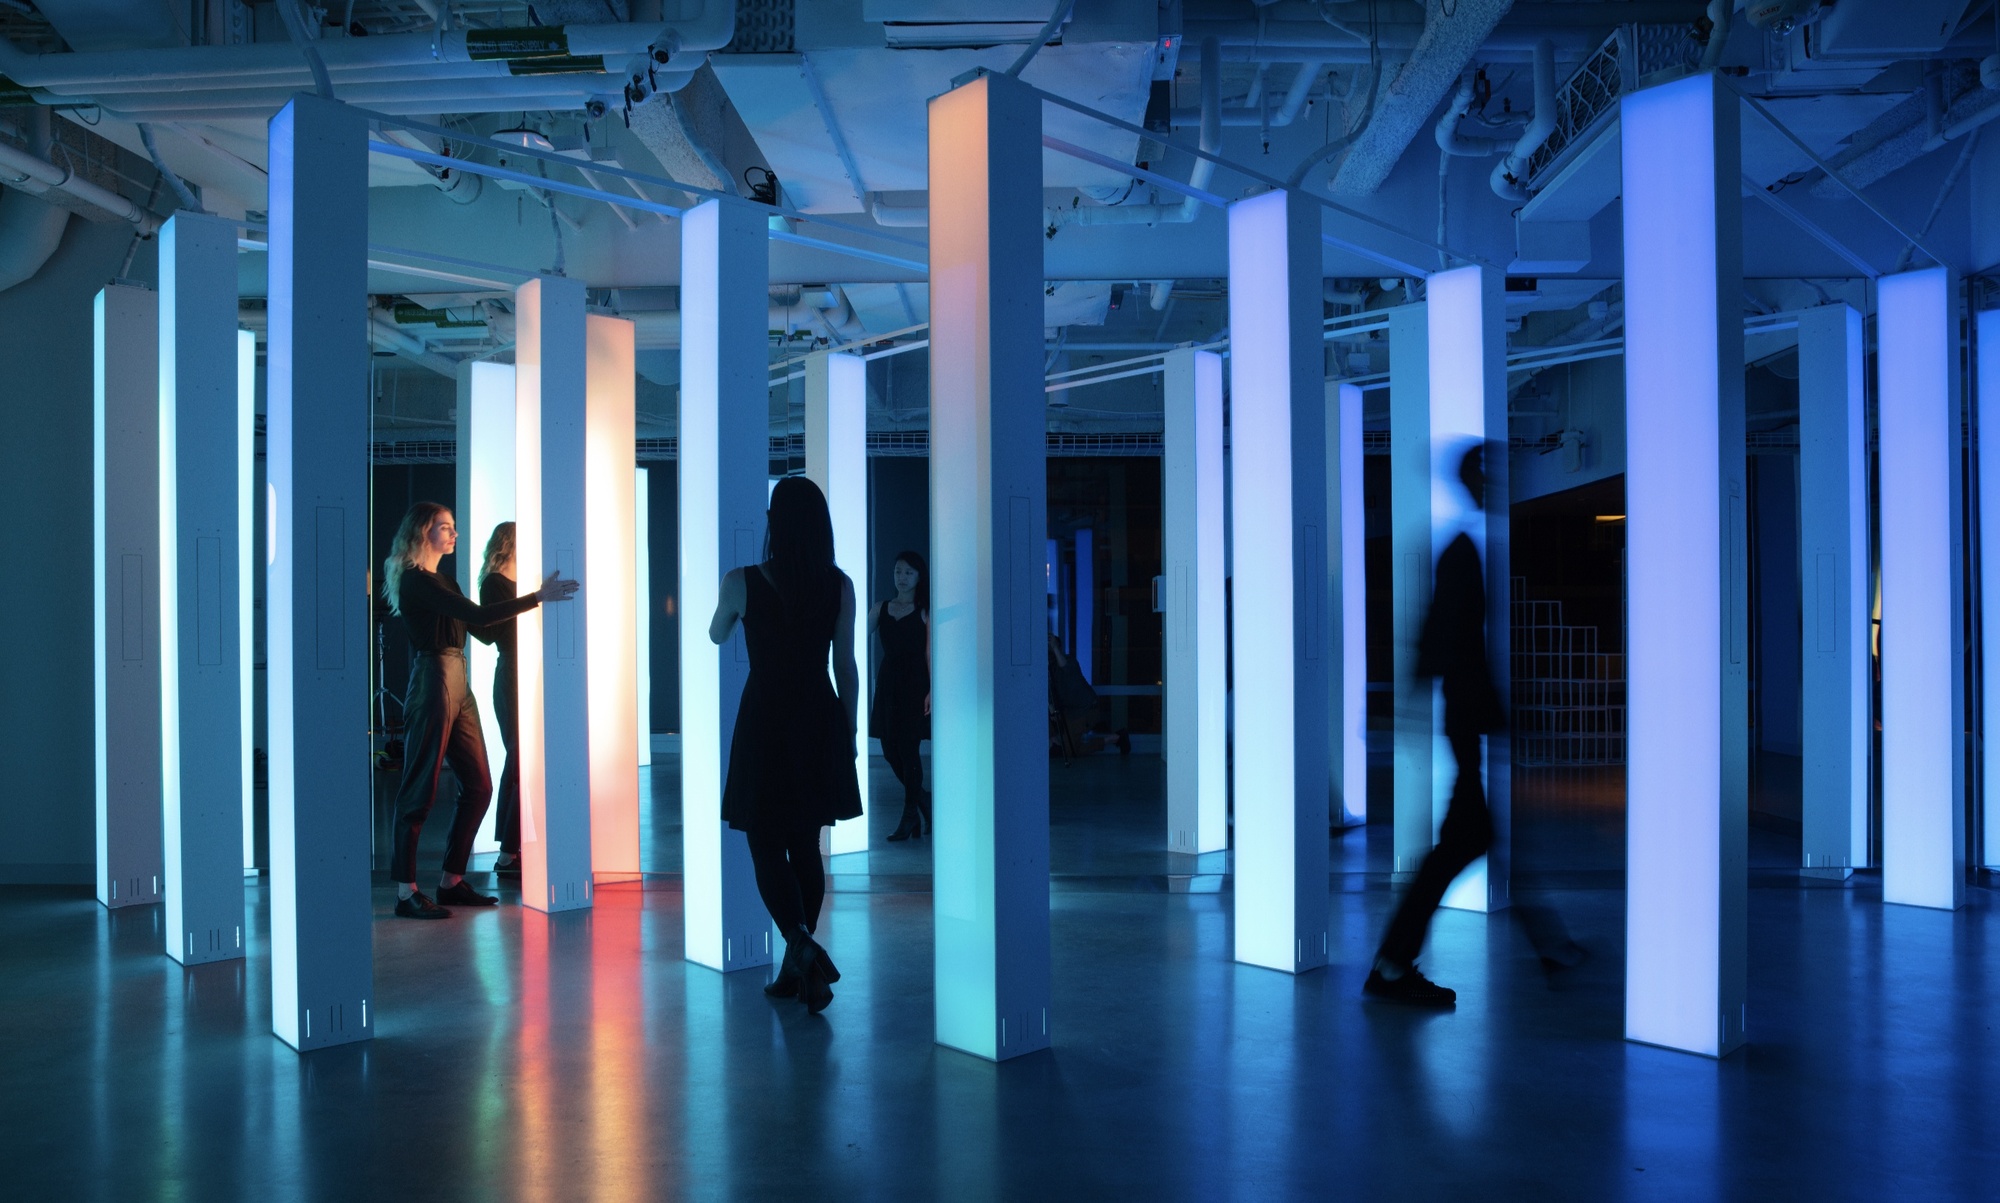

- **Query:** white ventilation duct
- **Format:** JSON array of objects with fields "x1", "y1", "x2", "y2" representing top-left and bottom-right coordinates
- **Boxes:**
[
  {"x1": 0, "y1": 190, "x2": 71, "y2": 294},
  {"x1": 1434, "y1": 73, "x2": 1513, "y2": 157},
  {"x1": 1490, "y1": 39, "x2": 1556, "y2": 202},
  {"x1": 0, "y1": 138, "x2": 160, "y2": 233}
]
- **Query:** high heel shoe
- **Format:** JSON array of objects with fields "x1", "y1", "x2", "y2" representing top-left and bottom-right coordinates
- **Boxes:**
[
  {"x1": 789, "y1": 930, "x2": 841, "y2": 1014},
  {"x1": 886, "y1": 800, "x2": 924, "y2": 842},
  {"x1": 764, "y1": 948, "x2": 802, "y2": 998}
]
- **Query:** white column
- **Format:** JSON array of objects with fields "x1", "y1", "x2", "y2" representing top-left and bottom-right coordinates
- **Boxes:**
[
  {"x1": 1427, "y1": 264, "x2": 1511, "y2": 913},
  {"x1": 1328, "y1": 381, "x2": 1367, "y2": 826},
  {"x1": 928, "y1": 71, "x2": 1052, "y2": 1058},
  {"x1": 515, "y1": 276, "x2": 594, "y2": 914},
  {"x1": 1620, "y1": 72, "x2": 1748, "y2": 1057},
  {"x1": 586, "y1": 313, "x2": 640, "y2": 878},
  {"x1": 637, "y1": 467, "x2": 653, "y2": 769},
  {"x1": 94, "y1": 283, "x2": 163, "y2": 911},
  {"x1": 1388, "y1": 304, "x2": 1434, "y2": 875},
  {"x1": 1163, "y1": 348, "x2": 1226, "y2": 854},
  {"x1": 1982, "y1": 307, "x2": 2000, "y2": 872},
  {"x1": 680, "y1": 197, "x2": 776, "y2": 974},
  {"x1": 236, "y1": 331, "x2": 255, "y2": 874},
  {"x1": 455, "y1": 360, "x2": 515, "y2": 857},
  {"x1": 1227, "y1": 187, "x2": 1331, "y2": 975},
  {"x1": 804, "y1": 349, "x2": 870, "y2": 856},
  {"x1": 1797, "y1": 304, "x2": 1868, "y2": 879},
  {"x1": 1879, "y1": 266, "x2": 1966, "y2": 911},
  {"x1": 158, "y1": 211, "x2": 247, "y2": 965},
  {"x1": 267, "y1": 94, "x2": 373, "y2": 1051}
]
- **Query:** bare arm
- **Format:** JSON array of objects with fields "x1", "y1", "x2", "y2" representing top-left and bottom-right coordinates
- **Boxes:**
[
  {"x1": 708, "y1": 568, "x2": 745, "y2": 645},
  {"x1": 833, "y1": 572, "x2": 860, "y2": 738}
]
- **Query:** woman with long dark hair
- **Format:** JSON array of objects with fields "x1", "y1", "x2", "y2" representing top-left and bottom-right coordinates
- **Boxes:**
[
  {"x1": 870, "y1": 550, "x2": 931, "y2": 841},
  {"x1": 477, "y1": 522, "x2": 524, "y2": 876},
  {"x1": 383, "y1": 503, "x2": 577, "y2": 918},
  {"x1": 708, "y1": 476, "x2": 862, "y2": 1012}
]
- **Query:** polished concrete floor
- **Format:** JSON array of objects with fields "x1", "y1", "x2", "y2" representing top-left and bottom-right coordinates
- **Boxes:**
[{"x1": 13, "y1": 753, "x2": 1999, "y2": 1200}]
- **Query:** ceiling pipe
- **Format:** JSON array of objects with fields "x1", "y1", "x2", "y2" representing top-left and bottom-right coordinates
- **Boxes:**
[
  {"x1": 1048, "y1": 34, "x2": 1221, "y2": 229},
  {"x1": 0, "y1": 136, "x2": 160, "y2": 233},
  {"x1": 0, "y1": 190, "x2": 70, "y2": 294},
  {"x1": 1434, "y1": 73, "x2": 1512, "y2": 157},
  {"x1": 1148, "y1": 281, "x2": 1173, "y2": 310},
  {"x1": 370, "y1": 309, "x2": 462, "y2": 377},
  {"x1": 1491, "y1": 39, "x2": 1557, "y2": 203},
  {"x1": 1698, "y1": 0, "x2": 1731, "y2": 72},
  {"x1": 91, "y1": 73, "x2": 637, "y2": 117}
]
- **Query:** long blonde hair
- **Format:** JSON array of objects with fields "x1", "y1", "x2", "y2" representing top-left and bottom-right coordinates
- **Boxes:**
[
  {"x1": 383, "y1": 501, "x2": 451, "y2": 615},
  {"x1": 479, "y1": 521, "x2": 516, "y2": 589}
]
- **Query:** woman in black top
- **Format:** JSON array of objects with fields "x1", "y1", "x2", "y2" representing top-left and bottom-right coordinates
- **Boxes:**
[
  {"x1": 708, "y1": 477, "x2": 862, "y2": 1012},
  {"x1": 870, "y1": 550, "x2": 931, "y2": 842},
  {"x1": 383, "y1": 503, "x2": 577, "y2": 919},
  {"x1": 476, "y1": 522, "x2": 524, "y2": 877}
]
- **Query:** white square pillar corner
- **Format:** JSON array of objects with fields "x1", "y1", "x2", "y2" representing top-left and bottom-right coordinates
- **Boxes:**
[
  {"x1": 1163, "y1": 348, "x2": 1227, "y2": 854},
  {"x1": 804, "y1": 350, "x2": 871, "y2": 857}
]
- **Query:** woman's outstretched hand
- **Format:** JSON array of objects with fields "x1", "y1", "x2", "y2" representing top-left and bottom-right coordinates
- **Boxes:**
[{"x1": 537, "y1": 570, "x2": 581, "y2": 603}]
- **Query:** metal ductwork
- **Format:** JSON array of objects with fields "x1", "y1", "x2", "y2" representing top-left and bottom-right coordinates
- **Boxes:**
[{"x1": 0, "y1": 188, "x2": 71, "y2": 294}]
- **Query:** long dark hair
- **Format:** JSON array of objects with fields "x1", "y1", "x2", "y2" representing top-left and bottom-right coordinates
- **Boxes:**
[
  {"x1": 764, "y1": 476, "x2": 838, "y2": 617},
  {"x1": 479, "y1": 521, "x2": 516, "y2": 589},
  {"x1": 893, "y1": 549, "x2": 928, "y2": 616}
]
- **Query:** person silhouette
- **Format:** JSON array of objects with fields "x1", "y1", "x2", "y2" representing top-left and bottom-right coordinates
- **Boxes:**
[{"x1": 1365, "y1": 441, "x2": 1505, "y2": 1006}]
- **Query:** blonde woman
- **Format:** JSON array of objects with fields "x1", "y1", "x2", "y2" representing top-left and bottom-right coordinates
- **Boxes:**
[
  {"x1": 477, "y1": 522, "x2": 525, "y2": 876},
  {"x1": 383, "y1": 503, "x2": 578, "y2": 919}
]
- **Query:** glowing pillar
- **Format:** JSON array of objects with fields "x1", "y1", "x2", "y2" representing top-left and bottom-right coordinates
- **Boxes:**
[
  {"x1": 237, "y1": 331, "x2": 255, "y2": 873},
  {"x1": 1620, "y1": 72, "x2": 1748, "y2": 1057},
  {"x1": 1878, "y1": 266, "x2": 1965, "y2": 911},
  {"x1": 454, "y1": 360, "x2": 515, "y2": 856},
  {"x1": 1982, "y1": 307, "x2": 2000, "y2": 872},
  {"x1": 515, "y1": 275, "x2": 595, "y2": 914},
  {"x1": 1074, "y1": 529, "x2": 1094, "y2": 683},
  {"x1": 927, "y1": 71, "x2": 1052, "y2": 1057},
  {"x1": 638, "y1": 468, "x2": 653, "y2": 769},
  {"x1": 1388, "y1": 304, "x2": 1433, "y2": 876},
  {"x1": 1226, "y1": 187, "x2": 1331, "y2": 975},
  {"x1": 1327, "y1": 381, "x2": 1367, "y2": 827},
  {"x1": 158, "y1": 211, "x2": 247, "y2": 965},
  {"x1": 266, "y1": 94, "x2": 373, "y2": 1050},
  {"x1": 804, "y1": 350, "x2": 870, "y2": 856},
  {"x1": 1162, "y1": 348, "x2": 1226, "y2": 854},
  {"x1": 1796, "y1": 304, "x2": 1868, "y2": 879},
  {"x1": 679, "y1": 197, "x2": 775, "y2": 974},
  {"x1": 93, "y1": 283, "x2": 163, "y2": 911},
  {"x1": 586, "y1": 313, "x2": 640, "y2": 879}
]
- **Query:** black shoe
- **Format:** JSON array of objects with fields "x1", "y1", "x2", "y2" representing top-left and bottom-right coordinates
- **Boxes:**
[
  {"x1": 436, "y1": 880, "x2": 499, "y2": 907},
  {"x1": 394, "y1": 890, "x2": 451, "y2": 920},
  {"x1": 887, "y1": 802, "x2": 924, "y2": 842},
  {"x1": 494, "y1": 856, "x2": 522, "y2": 878},
  {"x1": 1363, "y1": 964, "x2": 1456, "y2": 1008},
  {"x1": 788, "y1": 932, "x2": 840, "y2": 1014},
  {"x1": 764, "y1": 962, "x2": 802, "y2": 998}
]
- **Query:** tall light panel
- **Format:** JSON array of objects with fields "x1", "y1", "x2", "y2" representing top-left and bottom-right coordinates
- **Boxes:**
[
  {"x1": 515, "y1": 276, "x2": 595, "y2": 914},
  {"x1": 804, "y1": 350, "x2": 870, "y2": 856},
  {"x1": 637, "y1": 467, "x2": 652, "y2": 769},
  {"x1": 267, "y1": 94, "x2": 372, "y2": 1050},
  {"x1": 93, "y1": 284, "x2": 163, "y2": 910},
  {"x1": 1797, "y1": 304, "x2": 1868, "y2": 878},
  {"x1": 679, "y1": 198, "x2": 775, "y2": 974},
  {"x1": 1982, "y1": 307, "x2": 2000, "y2": 872},
  {"x1": 1328, "y1": 381, "x2": 1367, "y2": 826},
  {"x1": 1162, "y1": 348, "x2": 1226, "y2": 854},
  {"x1": 585, "y1": 313, "x2": 640, "y2": 878},
  {"x1": 237, "y1": 330, "x2": 255, "y2": 873},
  {"x1": 455, "y1": 360, "x2": 516, "y2": 857},
  {"x1": 1878, "y1": 266, "x2": 1965, "y2": 910},
  {"x1": 927, "y1": 72, "x2": 1052, "y2": 1058},
  {"x1": 1620, "y1": 72, "x2": 1748, "y2": 1057},
  {"x1": 159, "y1": 212, "x2": 246, "y2": 965},
  {"x1": 1388, "y1": 304, "x2": 1434, "y2": 876},
  {"x1": 1227, "y1": 187, "x2": 1331, "y2": 975}
]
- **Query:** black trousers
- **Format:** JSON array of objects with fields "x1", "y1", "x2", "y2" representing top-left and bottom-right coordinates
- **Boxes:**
[
  {"x1": 491, "y1": 654, "x2": 520, "y2": 856},
  {"x1": 390, "y1": 651, "x2": 493, "y2": 884},
  {"x1": 881, "y1": 734, "x2": 926, "y2": 815},
  {"x1": 1376, "y1": 729, "x2": 1493, "y2": 969},
  {"x1": 746, "y1": 824, "x2": 826, "y2": 937}
]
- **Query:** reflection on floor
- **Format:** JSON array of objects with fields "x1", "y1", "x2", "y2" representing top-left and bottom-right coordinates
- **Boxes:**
[{"x1": 28, "y1": 752, "x2": 1993, "y2": 1197}]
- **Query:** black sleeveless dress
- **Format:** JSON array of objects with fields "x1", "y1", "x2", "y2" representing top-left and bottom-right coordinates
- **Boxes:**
[
  {"x1": 721, "y1": 565, "x2": 864, "y2": 835},
  {"x1": 869, "y1": 604, "x2": 930, "y2": 743}
]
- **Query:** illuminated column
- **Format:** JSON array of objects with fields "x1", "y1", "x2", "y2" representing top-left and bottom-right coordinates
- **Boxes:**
[
  {"x1": 1388, "y1": 304, "x2": 1433, "y2": 876},
  {"x1": 1797, "y1": 304, "x2": 1868, "y2": 879},
  {"x1": 515, "y1": 276, "x2": 594, "y2": 914},
  {"x1": 455, "y1": 360, "x2": 515, "y2": 856},
  {"x1": 637, "y1": 467, "x2": 653, "y2": 769},
  {"x1": 1327, "y1": 381, "x2": 1367, "y2": 827},
  {"x1": 237, "y1": 331, "x2": 255, "y2": 873},
  {"x1": 93, "y1": 283, "x2": 163, "y2": 910},
  {"x1": 158, "y1": 212, "x2": 247, "y2": 965},
  {"x1": 267, "y1": 94, "x2": 372, "y2": 1051},
  {"x1": 1426, "y1": 264, "x2": 1510, "y2": 913},
  {"x1": 1878, "y1": 266, "x2": 1965, "y2": 910},
  {"x1": 1982, "y1": 306, "x2": 2000, "y2": 872},
  {"x1": 804, "y1": 350, "x2": 870, "y2": 856},
  {"x1": 680, "y1": 197, "x2": 775, "y2": 974},
  {"x1": 1620, "y1": 72, "x2": 1748, "y2": 1057},
  {"x1": 586, "y1": 313, "x2": 640, "y2": 879},
  {"x1": 928, "y1": 72, "x2": 1051, "y2": 1057},
  {"x1": 1162, "y1": 348, "x2": 1226, "y2": 854},
  {"x1": 1226, "y1": 187, "x2": 1331, "y2": 976}
]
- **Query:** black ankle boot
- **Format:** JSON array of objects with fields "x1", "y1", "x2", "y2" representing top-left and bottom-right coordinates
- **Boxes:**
[{"x1": 887, "y1": 798, "x2": 922, "y2": 841}]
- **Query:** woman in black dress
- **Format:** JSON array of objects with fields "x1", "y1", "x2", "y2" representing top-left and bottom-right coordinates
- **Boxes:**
[
  {"x1": 383, "y1": 503, "x2": 577, "y2": 919},
  {"x1": 708, "y1": 477, "x2": 862, "y2": 1013},
  {"x1": 870, "y1": 550, "x2": 931, "y2": 842},
  {"x1": 476, "y1": 522, "x2": 523, "y2": 877}
]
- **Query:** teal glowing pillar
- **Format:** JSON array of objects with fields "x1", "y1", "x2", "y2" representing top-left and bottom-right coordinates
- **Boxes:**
[
  {"x1": 637, "y1": 467, "x2": 652, "y2": 770},
  {"x1": 1227, "y1": 187, "x2": 1331, "y2": 975},
  {"x1": 1388, "y1": 303, "x2": 1433, "y2": 877},
  {"x1": 1796, "y1": 304, "x2": 1868, "y2": 879},
  {"x1": 804, "y1": 350, "x2": 870, "y2": 856},
  {"x1": 680, "y1": 198, "x2": 775, "y2": 973},
  {"x1": 1983, "y1": 307, "x2": 2000, "y2": 872},
  {"x1": 928, "y1": 71, "x2": 1051, "y2": 1057},
  {"x1": 1878, "y1": 266, "x2": 1965, "y2": 911},
  {"x1": 455, "y1": 360, "x2": 515, "y2": 857},
  {"x1": 1163, "y1": 348, "x2": 1226, "y2": 854},
  {"x1": 1620, "y1": 72, "x2": 1748, "y2": 1057},
  {"x1": 158, "y1": 211, "x2": 247, "y2": 965},
  {"x1": 267, "y1": 94, "x2": 373, "y2": 1050},
  {"x1": 1327, "y1": 380, "x2": 1367, "y2": 827}
]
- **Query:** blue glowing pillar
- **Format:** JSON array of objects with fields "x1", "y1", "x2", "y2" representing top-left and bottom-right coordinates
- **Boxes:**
[
  {"x1": 1074, "y1": 529, "x2": 1094, "y2": 683},
  {"x1": 266, "y1": 94, "x2": 372, "y2": 1050},
  {"x1": 1227, "y1": 187, "x2": 1331, "y2": 975},
  {"x1": 1620, "y1": 72, "x2": 1748, "y2": 1057},
  {"x1": 1388, "y1": 304, "x2": 1433, "y2": 876},
  {"x1": 158, "y1": 212, "x2": 247, "y2": 965},
  {"x1": 680, "y1": 198, "x2": 774, "y2": 973},
  {"x1": 1327, "y1": 381, "x2": 1367, "y2": 827},
  {"x1": 455, "y1": 360, "x2": 515, "y2": 857},
  {"x1": 804, "y1": 350, "x2": 870, "y2": 857},
  {"x1": 1163, "y1": 348, "x2": 1227, "y2": 854},
  {"x1": 1878, "y1": 267, "x2": 1965, "y2": 911},
  {"x1": 1982, "y1": 306, "x2": 2000, "y2": 872},
  {"x1": 1796, "y1": 304, "x2": 1868, "y2": 879},
  {"x1": 93, "y1": 284, "x2": 163, "y2": 911},
  {"x1": 927, "y1": 71, "x2": 1052, "y2": 1057}
]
